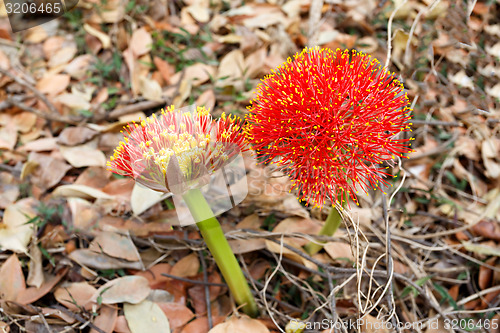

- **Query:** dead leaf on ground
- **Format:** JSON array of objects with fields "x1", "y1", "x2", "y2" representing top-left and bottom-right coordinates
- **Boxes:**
[
  {"x1": 131, "y1": 182, "x2": 171, "y2": 216},
  {"x1": 130, "y1": 28, "x2": 153, "y2": 57},
  {"x1": 27, "y1": 242, "x2": 44, "y2": 288},
  {"x1": 208, "y1": 315, "x2": 270, "y2": 333},
  {"x1": 18, "y1": 137, "x2": 58, "y2": 152},
  {"x1": 92, "y1": 276, "x2": 151, "y2": 305},
  {"x1": 89, "y1": 229, "x2": 141, "y2": 262},
  {"x1": 170, "y1": 63, "x2": 216, "y2": 87},
  {"x1": 0, "y1": 198, "x2": 36, "y2": 253},
  {"x1": 57, "y1": 127, "x2": 98, "y2": 146},
  {"x1": 156, "y1": 302, "x2": 195, "y2": 331},
  {"x1": 68, "y1": 197, "x2": 101, "y2": 231},
  {"x1": 0, "y1": 172, "x2": 19, "y2": 209},
  {"x1": 0, "y1": 255, "x2": 26, "y2": 302},
  {"x1": 216, "y1": 49, "x2": 245, "y2": 88},
  {"x1": 90, "y1": 305, "x2": 118, "y2": 333},
  {"x1": 13, "y1": 112, "x2": 37, "y2": 133},
  {"x1": 28, "y1": 152, "x2": 72, "y2": 191},
  {"x1": 54, "y1": 282, "x2": 97, "y2": 311},
  {"x1": 324, "y1": 242, "x2": 355, "y2": 262},
  {"x1": 0, "y1": 125, "x2": 17, "y2": 150},
  {"x1": 70, "y1": 249, "x2": 143, "y2": 271},
  {"x1": 17, "y1": 269, "x2": 67, "y2": 305},
  {"x1": 133, "y1": 263, "x2": 172, "y2": 289},
  {"x1": 114, "y1": 316, "x2": 132, "y2": 333},
  {"x1": 59, "y1": 139, "x2": 107, "y2": 168},
  {"x1": 35, "y1": 74, "x2": 70, "y2": 95},
  {"x1": 181, "y1": 316, "x2": 225, "y2": 333},
  {"x1": 53, "y1": 184, "x2": 113, "y2": 200},
  {"x1": 170, "y1": 253, "x2": 200, "y2": 278},
  {"x1": 124, "y1": 300, "x2": 170, "y2": 333},
  {"x1": 272, "y1": 217, "x2": 322, "y2": 246}
]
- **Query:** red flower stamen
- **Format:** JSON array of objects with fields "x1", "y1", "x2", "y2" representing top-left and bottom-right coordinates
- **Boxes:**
[
  {"x1": 246, "y1": 47, "x2": 414, "y2": 207},
  {"x1": 107, "y1": 105, "x2": 248, "y2": 193}
]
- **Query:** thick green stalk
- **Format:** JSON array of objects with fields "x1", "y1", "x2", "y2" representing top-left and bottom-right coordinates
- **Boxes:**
[
  {"x1": 182, "y1": 188, "x2": 258, "y2": 317},
  {"x1": 304, "y1": 205, "x2": 343, "y2": 255}
]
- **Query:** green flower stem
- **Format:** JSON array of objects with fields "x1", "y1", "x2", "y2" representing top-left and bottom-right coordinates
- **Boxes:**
[
  {"x1": 304, "y1": 205, "x2": 343, "y2": 255},
  {"x1": 182, "y1": 188, "x2": 258, "y2": 318}
]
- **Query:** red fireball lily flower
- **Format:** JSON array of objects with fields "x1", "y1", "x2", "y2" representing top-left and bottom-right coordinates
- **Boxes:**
[
  {"x1": 107, "y1": 105, "x2": 247, "y2": 193},
  {"x1": 246, "y1": 47, "x2": 414, "y2": 207}
]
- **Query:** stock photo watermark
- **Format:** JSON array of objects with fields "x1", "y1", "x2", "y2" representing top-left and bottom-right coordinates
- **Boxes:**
[
  {"x1": 1, "y1": 0, "x2": 78, "y2": 32},
  {"x1": 289, "y1": 317, "x2": 499, "y2": 332}
]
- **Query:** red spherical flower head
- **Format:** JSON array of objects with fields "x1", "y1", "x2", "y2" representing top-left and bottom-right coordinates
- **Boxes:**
[
  {"x1": 246, "y1": 47, "x2": 414, "y2": 207},
  {"x1": 107, "y1": 105, "x2": 248, "y2": 194}
]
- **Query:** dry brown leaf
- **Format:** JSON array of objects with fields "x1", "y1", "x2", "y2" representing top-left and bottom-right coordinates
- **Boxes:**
[
  {"x1": 90, "y1": 305, "x2": 118, "y2": 333},
  {"x1": 272, "y1": 217, "x2": 322, "y2": 246},
  {"x1": 69, "y1": 249, "x2": 143, "y2": 270},
  {"x1": 92, "y1": 276, "x2": 151, "y2": 305},
  {"x1": 54, "y1": 282, "x2": 97, "y2": 311},
  {"x1": 53, "y1": 184, "x2": 113, "y2": 200},
  {"x1": 123, "y1": 47, "x2": 141, "y2": 96},
  {"x1": 114, "y1": 315, "x2": 132, "y2": 333},
  {"x1": 181, "y1": 316, "x2": 225, "y2": 333},
  {"x1": 0, "y1": 172, "x2": 19, "y2": 209},
  {"x1": 17, "y1": 270, "x2": 67, "y2": 305},
  {"x1": 216, "y1": 50, "x2": 244, "y2": 88},
  {"x1": 124, "y1": 300, "x2": 170, "y2": 333},
  {"x1": 170, "y1": 63, "x2": 216, "y2": 87},
  {"x1": 0, "y1": 125, "x2": 17, "y2": 150},
  {"x1": 36, "y1": 74, "x2": 70, "y2": 95},
  {"x1": 187, "y1": 5, "x2": 210, "y2": 23},
  {"x1": 89, "y1": 230, "x2": 140, "y2": 262},
  {"x1": 57, "y1": 127, "x2": 98, "y2": 146},
  {"x1": 0, "y1": 255, "x2": 26, "y2": 302},
  {"x1": 89, "y1": 0, "x2": 124, "y2": 23},
  {"x1": 75, "y1": 166, "x2": 110, "y2": 188},
  {"x1": 131, "y1": 183, "x2": 170, "y2": 216},
  {"x1": 208, "y1": 316, "x2": 270, "y2": 333},
  {"x1": 56, "y1": 92, "x2": 91, "y2": 112},
  {"x1": 27, "y1": 241, "x2": 44, "y2": 288},
  {"x1": 48, "y1": 46, "x2": 77, "y2": 68},
  {"x1": 65, "y1": 55, "x2": 94, "y2": 79},
  {"x1": 13, "y1": 112, "x2": 37, "y2": 133},
  {"x1": 0, "y1": 49, "x2": 10, "y2": 69},
  {"x1": 479, "y1": 258, "x2": 495, "y2": 290},
  {"x1": 18, "y1": 137, "x2": 58, "y2": 152},
  {"x1": 134, "y1": 263, "x2": 172, "y2": 289},
  {"x1": 242, "y1": 5, "x2": 288, "y2": 29},
  {"x1": 43, "y1": 36, "x2": 64, "y2": 59},
  {"x1": 153, "y1": 57, "x2": 175, "y2": 84},
  {"x1": 24, "y1": 26, "x2": 48, "y2": 43},
  {"x1": 84, "y1": 24, "x2": 111, "y2": 49},
  {"x1": 229, "y1": 238, "x2": 266, "y2": 254},
  {"x1": 0, "y1": 198, "x2": 36, "y2": 253},
  {"x1": 130, "y1": 28, "x2": 153, "y2": 57},
  {"x1": 59, "y1": 140, "x2": 107, "y2": 168},
  {"x1": 172, "y1": 78, "x2": 192, "y2": 106},
  {"x1": 157, "y1": 302, "x2": 195, "y2": 331},
  {"x1": 140, "y1": 76, "x2": 163, "y2": 102},
  {"x1": 450, "y1": 70, "x2": 474, "y2": 90},
  {"x1": 68, "y1": 197, "x2": 101, "y2": 230},
  {"x1": 244, "y1": 48, "x2": 266, "y2": 79},
  {"x1": 196, "y1": 89, "x2": 216, "y2": 111},
  {"x1": 170, "y1": 253, "x2": 200, "y2": 278},
  {"x1": 29, "y1": 152, "x2": 72, "y2": 191},
  {"x1": 324, "y1": 242, "x2": 354, "y2": 262}
]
